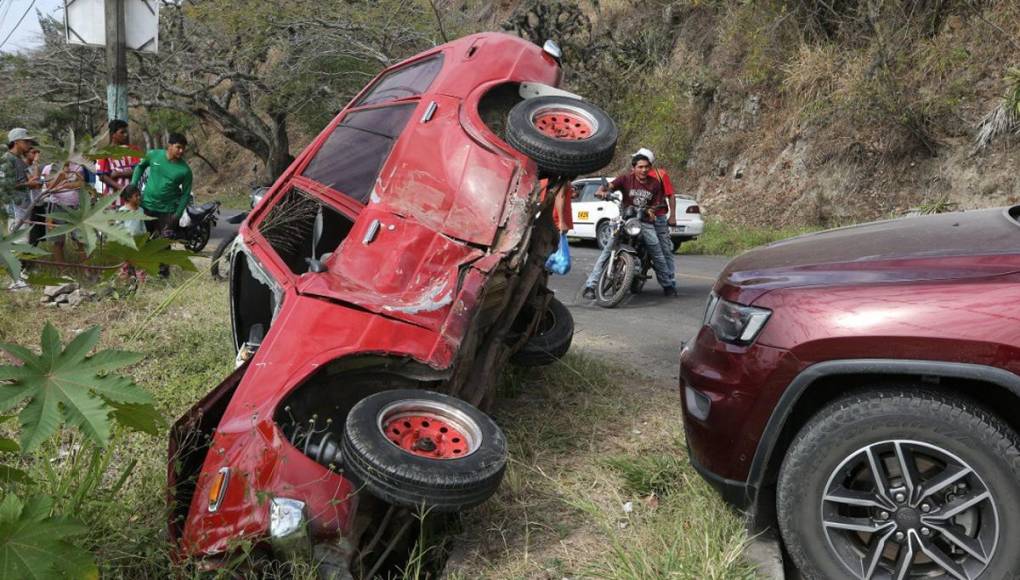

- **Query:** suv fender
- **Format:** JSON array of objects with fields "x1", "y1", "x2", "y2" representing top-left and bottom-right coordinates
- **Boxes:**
[{"x1": 748, "y1": 358, "x2": 1020, "y2": 501}]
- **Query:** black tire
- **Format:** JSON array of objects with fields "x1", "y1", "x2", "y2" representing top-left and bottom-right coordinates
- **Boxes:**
[
  {"x1": 341, "y1": 389, "x2": 507, "y2": 512},
  {"x1": 630, "y1": 261, "x2": 650, "y2": 294},
  {"x1": 596, "y1": 251, "x2": 634, "y2": 308},
  {"x1": 596, "y1": 220, "x2": 612, "y2": 250},
  {"x1": 210, "y1": 232, "x2": 238, "y2": 281},
  {"x1": 778, "y1": 389, "x2": 1020, "y2": 580},
  {"x1": 505, "y1": 96, "x2": 617, "y2": 176},
  {"x1": 185, "y1": 222, "x2": 211, "y2": 252},
  {"x1": 510, "y1": 297, "x2": 574, "y2": 367}
]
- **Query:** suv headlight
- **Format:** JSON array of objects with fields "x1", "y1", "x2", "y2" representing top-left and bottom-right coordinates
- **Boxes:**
[{"x1": 705, "y1": 293, "x2": 771, "y2": 345}]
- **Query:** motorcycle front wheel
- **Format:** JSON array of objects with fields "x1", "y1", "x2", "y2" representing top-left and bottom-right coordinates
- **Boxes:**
[
  {"x1": 596, "y1": 251, "x2": 634, "y2": 308},
  {"x1": 185, "y1": 222, "x2": 211, "y2": 252}
]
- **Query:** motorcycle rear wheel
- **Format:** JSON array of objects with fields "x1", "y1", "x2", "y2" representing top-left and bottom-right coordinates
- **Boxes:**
[
  {"x1": 185, "y1": 223, "x2": 211, "y2": 252},
  {"x1": 596, "y1": 252, "x2": 634, "y2": 308}
]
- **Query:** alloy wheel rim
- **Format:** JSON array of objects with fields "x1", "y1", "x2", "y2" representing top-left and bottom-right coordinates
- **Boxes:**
[
  {"x1": 821, "y1": 439, "x2": 998, "y2": 579},
  {"x1": 378, "y1": 399, "x2": 482, "y2": 459}
]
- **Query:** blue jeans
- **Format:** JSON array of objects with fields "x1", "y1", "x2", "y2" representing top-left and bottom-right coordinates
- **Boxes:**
[
  {"x1": 585, "y1": 222, "x2": 675, "y2": 289},
  {"x1": 654, "y1": 215, "x2": 675, "y2": 280}
]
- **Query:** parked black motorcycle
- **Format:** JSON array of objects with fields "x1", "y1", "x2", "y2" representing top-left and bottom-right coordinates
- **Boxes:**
[
  {"x1": 172, "y1": 200, "x2": 220, "y2": 252},
  {"x1": 210, "y1": 186, "x2": 268, "y2": 280}
]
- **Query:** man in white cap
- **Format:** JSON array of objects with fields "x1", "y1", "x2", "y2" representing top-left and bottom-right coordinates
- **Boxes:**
[
  {"x1": 0, "y1": 128, "x2": 41, "y2": 222},
  {"x1": 581, "y1": 148, "x2": 678, "y2": 298},
  {"x1": 632, "y1": 147, "x2": 678, "y2": 281}
]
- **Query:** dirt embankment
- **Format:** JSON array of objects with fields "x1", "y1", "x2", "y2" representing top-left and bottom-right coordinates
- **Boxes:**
[{"x1": 641, "y1": 3, "x2": 1020, "y2": 228}]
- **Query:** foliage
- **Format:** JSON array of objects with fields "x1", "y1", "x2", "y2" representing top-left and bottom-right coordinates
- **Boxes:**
[
  {"x1": 102, "y1": 237, "x2": 198, "y2": 276},
  {"x1": 44, "y1": 192, "x2": 148, "y2": 256},
  {"x1": 679, "y1": 218, "x2": 824, "y2": 256},
  {"x1": 974, "y1": 68, "x2": 1020, "y2": 150},
  {"x1": 0, "y1": 323, "x2": 160, "y2": 451},
  {"x1": 0, "y1": 494, "x2": 97, "y2": 580},
  {"x1": 0, "y1": 223, "x2": 48, "y2": 282}
]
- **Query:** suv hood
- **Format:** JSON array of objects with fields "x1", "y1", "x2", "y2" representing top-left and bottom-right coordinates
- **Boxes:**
[{"x1": 721, "y1": 207, "x2": 1020, "y2": 299}]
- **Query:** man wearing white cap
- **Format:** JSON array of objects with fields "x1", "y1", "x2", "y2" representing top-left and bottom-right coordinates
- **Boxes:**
[
  {"x1": 632, "y1": 147, "x2": 678, "y2": 281},
  {"x1": 0, "y1": 128, "x2": 41, "y2": 221},
  {"x1": 582, "y1": 148, "x2": 678, "y2": 298}
]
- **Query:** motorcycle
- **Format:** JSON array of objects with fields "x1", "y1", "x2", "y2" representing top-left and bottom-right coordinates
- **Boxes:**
[
  {"x1": 595, "y1": 179, "x2": 662, "y2": 308},
  {"x1": 210, "y1": 186, "x2": 268, "y2": 280},
  {"x1": 173, "y1": 200, "x2": 220, "y2": 252}
]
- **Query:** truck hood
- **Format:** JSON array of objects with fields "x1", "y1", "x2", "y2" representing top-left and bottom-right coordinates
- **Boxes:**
[{"x1": 720, "y1": 207, "x2": 1020, "y2": 300}]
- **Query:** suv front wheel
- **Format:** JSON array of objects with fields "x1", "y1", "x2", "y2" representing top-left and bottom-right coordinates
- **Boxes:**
[{"x1": 778, "y1": 389, "x2": 1020, "y2": 580}]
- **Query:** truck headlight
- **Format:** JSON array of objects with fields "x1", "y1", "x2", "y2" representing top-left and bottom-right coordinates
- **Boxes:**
[
  {"x1": 706, "y1": 295, "x2": 771, "y2": 345},
  {"x1": 269, "y1": 497, "x2": 311, "y2": 559}
]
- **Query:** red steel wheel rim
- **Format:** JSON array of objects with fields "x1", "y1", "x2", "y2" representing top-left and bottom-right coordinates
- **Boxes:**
[
  {"x1": 532, "y1": 109, "x2": 595, "y2": 140},
  {"x1": 383, "y1": 414, "x2": 471, "y2": 459}
]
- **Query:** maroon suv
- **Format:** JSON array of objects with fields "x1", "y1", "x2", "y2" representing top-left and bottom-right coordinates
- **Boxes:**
[{"x1": 680, "y1": 207, "x2": 1020, "y2": 579}]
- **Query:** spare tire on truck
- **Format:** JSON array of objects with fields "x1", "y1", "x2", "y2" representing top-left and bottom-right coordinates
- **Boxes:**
[
  {"x1": 341, "y1": 390, "x2": 507, "y2": 512},
  {"x1": 505, "y1": 96, "x2": 617, "y2": 176}
]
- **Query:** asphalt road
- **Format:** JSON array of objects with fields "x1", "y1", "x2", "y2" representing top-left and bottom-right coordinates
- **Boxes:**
[{"x1": 546, "y1": 243, "x2": 729, "y2": 384}]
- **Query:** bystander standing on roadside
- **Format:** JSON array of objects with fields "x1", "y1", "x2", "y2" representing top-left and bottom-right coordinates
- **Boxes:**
[
  {"x1": 22, "y1": 144, "x2": 47, "y2": 245},
  {"x1": 1, "y1": 129, "x2": 42, "y2": 290},
  {"x1": 117, "y1": 184, "x2": 147, "y2": 283},
  {"x1": 131, "y1": 132, "x2": 193, "y2": 277},
  {"x1": 41, "y1": 160, "x2": 86, "y2": 265},
  {"x1": 1, "y1": 128, "x2": 41, "y2": 227},
  {"x1": 96, "y1": 119, "x2": 142, "y2": 205}
]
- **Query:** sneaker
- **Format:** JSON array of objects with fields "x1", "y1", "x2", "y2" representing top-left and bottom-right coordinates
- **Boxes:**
[
  {"x1": 7, "y1": 279, "x2": 29, "y2": 292},
  {"x1": 582, "y1": 286, "x2": 596, "y2": 300},
  {"x1": 663, "y1": 285, "x2": 678, "y2": 297}
]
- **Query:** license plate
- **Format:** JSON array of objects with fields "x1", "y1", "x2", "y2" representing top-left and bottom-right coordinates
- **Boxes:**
[
  {"x1": 669, "y1": 225, "x2": 685, "y2": 233},
  {"x1": 577, "y1": 211, "x2": 589, "y2": 220}
]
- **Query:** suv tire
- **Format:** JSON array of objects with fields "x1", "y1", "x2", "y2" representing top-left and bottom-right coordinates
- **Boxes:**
[
  {"x1": 342, "y1": 389, "x2": 507, "y2": 512},
  {"x1": 778, "y1": 389, "x2": 1020, "y2": 580},
  {"x1": 505, "y1": 96, "x2": 617, "y2": 176},
  {"x1": 510, "y1": 297, "x2": 573, "y2": 367}
]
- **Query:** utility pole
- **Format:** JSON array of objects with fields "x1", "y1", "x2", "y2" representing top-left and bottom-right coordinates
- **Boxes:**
[{"x1": 105, "y1": 0, "x2": 128, "y2": 124}]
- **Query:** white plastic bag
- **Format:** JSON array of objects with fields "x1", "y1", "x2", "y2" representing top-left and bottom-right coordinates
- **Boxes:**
[{"x1": 179, "y1": 211, "x2": 192, "y2": 228}]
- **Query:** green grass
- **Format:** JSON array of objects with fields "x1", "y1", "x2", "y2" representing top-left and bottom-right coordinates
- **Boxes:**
[
  {"x1": 0, "y1": 265, "x2": 756, "y2": 578},
  {"x1": 678, "y1": 218, "x2": 824, "y2": 257}
]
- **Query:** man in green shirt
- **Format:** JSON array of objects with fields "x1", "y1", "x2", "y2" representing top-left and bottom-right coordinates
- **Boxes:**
[{"x1": 130, "y1": 132, "x2": 193, "y2": 237}]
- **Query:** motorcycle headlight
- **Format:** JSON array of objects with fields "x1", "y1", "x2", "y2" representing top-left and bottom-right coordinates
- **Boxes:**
[
  {"x1": 624, "y1": 218, "x2": 642, "y2": 237},
  {"x1": 705, "y1": 294, "x2": 771, "y2": 345}
]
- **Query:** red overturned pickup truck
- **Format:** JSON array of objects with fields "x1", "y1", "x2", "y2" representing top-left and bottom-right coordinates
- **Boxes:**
[{"x1": 169, "y1": 33, "x2": 616, "y2": 574}]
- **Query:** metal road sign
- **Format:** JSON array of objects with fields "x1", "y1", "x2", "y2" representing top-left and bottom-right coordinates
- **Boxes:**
[{"x1": 64, "y1": 0, "x2": 159, "y2": 53}]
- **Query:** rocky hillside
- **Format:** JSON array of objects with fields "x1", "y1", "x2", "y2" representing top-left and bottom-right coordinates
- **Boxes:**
[{"x1": 551, "y1": 1, "x2": 1020, "y2": 228}]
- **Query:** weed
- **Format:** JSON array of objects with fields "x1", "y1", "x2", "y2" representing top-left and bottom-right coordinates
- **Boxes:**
[{"x1": 679, "y1": 218, "x2": 824, "y2": 256}]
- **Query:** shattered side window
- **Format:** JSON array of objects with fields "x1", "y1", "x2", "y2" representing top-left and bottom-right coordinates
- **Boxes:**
[
  {"x1": 302, "y1": 103, "x2": 415, "y2": 203},
  {"x1": 355, "y1": 55, "x2": 444, "y2": 107},
  {"x1": 259, "y1": 188, "x2": 356, "y2": 275}
]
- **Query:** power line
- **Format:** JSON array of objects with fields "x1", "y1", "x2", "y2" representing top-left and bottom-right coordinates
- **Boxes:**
[{"x1": 0, "y1": 0, "x2": 38, "y2": 51}]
